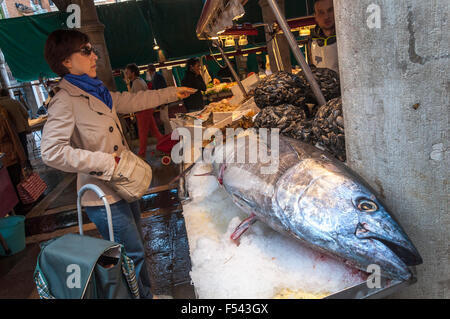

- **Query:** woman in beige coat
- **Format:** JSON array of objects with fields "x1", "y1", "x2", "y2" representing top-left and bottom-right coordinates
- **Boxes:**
[{"x1": 42, "y1": 29, "x2": 195, "y2": 299}]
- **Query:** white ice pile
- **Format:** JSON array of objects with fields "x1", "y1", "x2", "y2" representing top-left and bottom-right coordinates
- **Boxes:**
[{"x1": 183, "y1": 163, "x2": 365, "y2": 299}]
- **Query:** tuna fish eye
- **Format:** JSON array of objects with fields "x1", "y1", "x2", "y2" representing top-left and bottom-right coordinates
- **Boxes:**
[{"x1": 357, "y1": 199, "x2": 378, "y2": 212}]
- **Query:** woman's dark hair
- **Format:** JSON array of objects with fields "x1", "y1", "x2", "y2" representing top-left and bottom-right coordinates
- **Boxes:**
[
  {"x1": 186, "y1": 58, "x2": 199, "y2": 71},
  {"x1": 44, "y1": 29, "x2": 90, "y2": 77},
  {"x1": 126, "y1": 63, "x2": 140, "y2": 77}
]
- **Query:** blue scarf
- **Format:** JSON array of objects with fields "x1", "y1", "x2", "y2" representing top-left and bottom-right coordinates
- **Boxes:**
[{"x1": 64, "y1": 74, "x2": 113, "y2": 109}]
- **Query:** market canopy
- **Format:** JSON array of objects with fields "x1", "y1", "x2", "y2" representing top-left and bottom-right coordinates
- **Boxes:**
[{"x1": 0, "y1": 0, "x2": 313, "y2": 82}]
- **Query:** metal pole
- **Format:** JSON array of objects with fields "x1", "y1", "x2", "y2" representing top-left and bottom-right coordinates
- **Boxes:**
[
  {"x1": 213, "y1": 40, "x2": 248, "y2": 98},
  {"x1": 266, "y1": 0, "x2": 326, "y2": 106},
  {"x1": 77, "y1": 184, "x2": 114, "y2": 242},
  {"x1": 266, "y1": 24, "x2": 283, "y2": 72},
  {"x1": 272, "y1": 33, "x2": 285, "y2": 71}
]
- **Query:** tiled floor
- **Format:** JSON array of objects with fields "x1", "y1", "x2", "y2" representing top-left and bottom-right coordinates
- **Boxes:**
[{"x1": 0, "y1": 135, "x2": 195, "y2": 299}]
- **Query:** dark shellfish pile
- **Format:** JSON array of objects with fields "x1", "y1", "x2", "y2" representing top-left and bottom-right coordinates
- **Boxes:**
[
  {"x1": 254, "y1": 98, "x2": 346, "y2": 162},
  {"x1": 254, "y1": 104, "x2": 314, "y2": 143},
  {"x1": 254, "y1": 72, "x2": 308, "y2": 110},
  {"x1": 254, "y1": 68, "x2": 341, "y2": 117},
  {"x1": 312, "y1": 97, "x2": 345, "y2": 161},
  {"x1": 296, "y1": 66, "x2": 341, "y2": 105}
]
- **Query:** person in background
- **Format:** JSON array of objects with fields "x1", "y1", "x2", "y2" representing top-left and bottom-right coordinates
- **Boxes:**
[
  {"x1": 146, "y1": 64, "x2": 171, "y2": 135},
  {"x1": 0, "y1": 88, "x2": 31, "y2": 168},
  {"x1": 0, "y1": 101, "x2": 26, "y2": 211},
  {"x1": 146, "y1": 64, "x2": 167, "y2": 90},
  {"x1": 124, "y1": 63, "x2": 153, "y2": 159},
  {"x1": 42, "y1": 29, "x2": 195, "y2": 299},
  {"x1": 307, "y1": 0, "x2": 339, "y2": 73},
  {"x1": 181, "y1": 58, "x2": 206, "y2": 112},
  {"x1": 216, "y1": 66, "x2": 234, "y2": 83},
  {"x1": 124, "y1": 63, "x2": 147, "y2": 93}
]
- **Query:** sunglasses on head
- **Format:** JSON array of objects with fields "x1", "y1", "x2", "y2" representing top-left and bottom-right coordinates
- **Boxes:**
[{"x1": 76, "y1": 44, "x2": 100, "y2": 57}]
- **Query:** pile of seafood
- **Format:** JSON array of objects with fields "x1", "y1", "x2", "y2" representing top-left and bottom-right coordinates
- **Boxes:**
[
  {"x1": 254, "y1": 104, "x2": 314, "y2": 143},
  {"x1": 197, "y1": 99, "x2": 239, "y2": 121},
  {"x1": 253, "y1": 67, "x2": 340, "y2": 117},
  {"x1": 297, "y1": 66, "x2": 341, "y2": 104},
  {"x1": 312, "y1": 97, "x2": 346, "y2": 162},
  {"x1": 254, "y1": 72, "x2": 308, "y2": 110},
  {"x1": 255, "y1": 97, "x2": 346, "y2": 161},
  {"x1": 207, "y1": 99, "x2": 239, "y2": 113}
]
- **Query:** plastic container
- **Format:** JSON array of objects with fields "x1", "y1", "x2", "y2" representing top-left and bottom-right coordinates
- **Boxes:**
[{"x1": 0, "y1": 215, "x2": 26, "y2": 256}]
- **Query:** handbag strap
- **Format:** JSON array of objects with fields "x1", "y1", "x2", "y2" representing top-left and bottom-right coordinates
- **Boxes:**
[{"x1": 20, "y1": 165, "x2": 32, "y2": 181}]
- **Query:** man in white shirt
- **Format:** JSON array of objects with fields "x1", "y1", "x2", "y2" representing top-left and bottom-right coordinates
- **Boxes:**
[{"x1": 307, "y1": 0, "x2": 339, "y2": 73}]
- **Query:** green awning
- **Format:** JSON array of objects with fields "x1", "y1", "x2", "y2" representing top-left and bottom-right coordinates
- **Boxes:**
[
  {"x1": 0, "y1": 12, "x2": 69, "y2": 81},
  {"x1": 0, "y1": 0, "x2": 312, "y2": 82}
]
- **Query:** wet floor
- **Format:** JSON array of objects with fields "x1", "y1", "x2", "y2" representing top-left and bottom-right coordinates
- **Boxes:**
[
  {"x1": 0, "y1": 134, "x2": 196, "y2": 299},
  {"x1": 142, "y1": 204, "x2": 195, "y2": 298}
]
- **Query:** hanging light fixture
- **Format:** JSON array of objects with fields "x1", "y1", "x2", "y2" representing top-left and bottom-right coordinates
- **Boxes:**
[
  {"x1": 299, "y1": 27, "x2": 311, "y2": 37},
  {"x1": 238, "y1": 35, "x2": 248, "y2": 46},
  {"x1": 225, "y1": 36, "x2": 235, "y2": 47},
  {"x1": 153, "y1": 38, "x2": 160, "y2": 50}
]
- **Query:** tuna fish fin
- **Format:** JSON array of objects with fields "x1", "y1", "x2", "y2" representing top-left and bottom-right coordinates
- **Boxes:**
[{"x1": 230, "y1": 213, "x2": 257, "y2": 246}]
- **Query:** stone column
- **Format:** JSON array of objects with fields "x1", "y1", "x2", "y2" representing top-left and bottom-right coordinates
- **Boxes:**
[
  {"x1": 334, "y1": 0, "x2": 449, "y2": 298},
  {"x1": 157, "y1": 50, "x2": 176, "y2": 87},
  {"x1": 53, "y1": 0, "x2": 116, "y2": 90},
  {"x1": 78, "y1": 0, "x2": 115, "y2": 91},
  {"x1": 258, "y1": 0, "x2": 292, "y2": 73}
]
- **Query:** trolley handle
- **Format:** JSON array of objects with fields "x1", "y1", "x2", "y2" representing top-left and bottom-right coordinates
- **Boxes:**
[{"x1": 77, "y1": 184, "x2": 114, "y2": 242}]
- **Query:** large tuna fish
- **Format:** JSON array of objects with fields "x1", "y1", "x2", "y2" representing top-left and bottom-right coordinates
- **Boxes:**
[{"x1": 203, "y1": 131, "x2": 422, "y2": 280}]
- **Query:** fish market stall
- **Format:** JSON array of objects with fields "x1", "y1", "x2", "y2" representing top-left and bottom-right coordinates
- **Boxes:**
[
  {"x1": 169, "y1": 0, "x2": 422, "y2": 299},
  {"x1": 183, "y1": 163, "x2": 366, "y2": 298},
  {"x1": 182, "y1": 164, "x2": 418, "y2": 299},
  {"x1": 171, "y1": 113, "x2": 420, "y2": 298},
  {"x1": 174, "y1": 125, "x2": 419, "y2": 298},
  {"x1": 204, "y1": 82, "x2": 236, "y2": 101}
]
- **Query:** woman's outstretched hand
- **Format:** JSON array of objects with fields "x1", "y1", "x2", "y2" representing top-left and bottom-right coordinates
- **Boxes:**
[{"x1": 176, "y1": 87, "x2": 197, "y2": 99}]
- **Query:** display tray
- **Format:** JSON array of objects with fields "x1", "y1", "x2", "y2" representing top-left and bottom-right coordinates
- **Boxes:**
[{"x1": 325, "y1": 276, "x2": 416, "y2": 299}]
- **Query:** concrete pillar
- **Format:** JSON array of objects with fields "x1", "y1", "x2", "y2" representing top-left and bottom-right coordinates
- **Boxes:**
[
  {"x1": 53, "y1": 0, "x2": 116, "y2": 90},
  {"x1": 334, "y1": 0, "x2": 449, "y2": 298},
  {"x1": 157, "y1": 50, "x2": 176, "y2": 87},
  {"x1": 77, "y1": 0, "x2": 116, "y2": 91},
  {"x1": 258, "y1": 0, "x2": 292, "y2": 73}
]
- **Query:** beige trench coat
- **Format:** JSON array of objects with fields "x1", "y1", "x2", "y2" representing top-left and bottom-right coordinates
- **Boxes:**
[{"x1": 41, "y1": 79, "x2": 178, "y2": 206}]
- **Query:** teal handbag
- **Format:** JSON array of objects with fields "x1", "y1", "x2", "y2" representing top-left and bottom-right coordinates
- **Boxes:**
[{"x1": 33, "y1": 184, "x2": 140, "y2": 299}]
